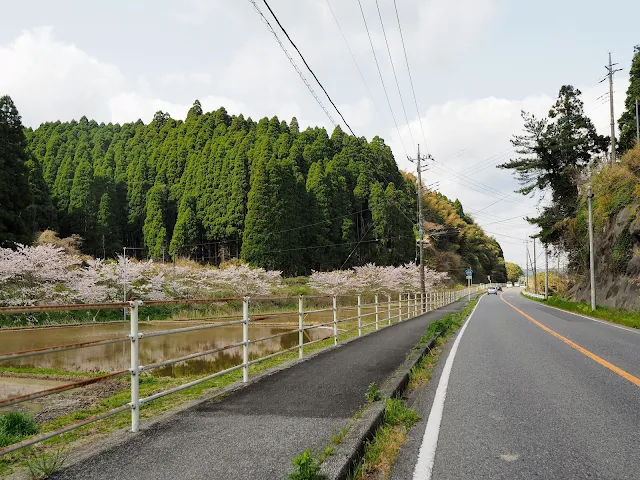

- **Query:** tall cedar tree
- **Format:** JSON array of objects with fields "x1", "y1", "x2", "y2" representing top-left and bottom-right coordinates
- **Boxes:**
[
  {"x1": 617, "y1": 45, "x2": 640, "y2": 153},
  {"x1": 0, "y1": 96, "x2": 33, "y2": 245},
  {"x1": 143, "y1": 184, "x2": 168, "y2": 258},
  {"x1": 498, "y1": 86, "x2": 607, "y2": 244}
]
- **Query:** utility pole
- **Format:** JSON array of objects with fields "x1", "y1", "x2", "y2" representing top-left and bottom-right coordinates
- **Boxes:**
[
  {"x1": 409, "y1": 145, "x2": 430, "y2": 310},
  {"x1": 532, "y1": 237, "x2": 538, "y2": 295},
  {"x1": 525, "y1": 239, "x2": 529, "y2": 289},
  {"x1": 544, "y1": 245, "x2": 549, "y2": 300},
  {"x1": 603, "y1": 53, "x2": 623, "y2": 165},
  {"x1": 587, "y1": 185, "x2": 596, "y2": 310}
]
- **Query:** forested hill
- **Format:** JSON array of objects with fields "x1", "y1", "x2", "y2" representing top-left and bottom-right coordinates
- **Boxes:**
[{"x1": 3, "y1": 96, "x2": 506, "y2": 279}]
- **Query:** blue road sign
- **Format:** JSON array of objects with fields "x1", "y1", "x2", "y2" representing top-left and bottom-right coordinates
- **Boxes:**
[{"x1": 465, "y1": 269, "x2": 473, "y2": 277}]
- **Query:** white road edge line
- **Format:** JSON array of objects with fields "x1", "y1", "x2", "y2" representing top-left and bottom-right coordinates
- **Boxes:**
[
  {"x1": 518, "y1": 294, "x2": 640, "y2": 335},
  {"x1": 412, "y1": 295, "x2": 484, "y2": 480}
]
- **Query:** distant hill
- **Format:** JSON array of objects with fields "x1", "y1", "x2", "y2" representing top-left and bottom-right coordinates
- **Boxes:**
[{"x1": 2, "y1": 96, "x2": 507, "y2": 280}]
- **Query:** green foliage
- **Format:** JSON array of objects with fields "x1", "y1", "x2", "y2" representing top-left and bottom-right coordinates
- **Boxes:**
[
  {"x1": 365, "y1": 382, "x2": 382, "y2": 403},
  {"x1": 618, "y1": 45, "x2": 640, "y2": 153},
  {"x1": 0, "y1": 411, "x2": 38, "y2": 439},
  {"x1": 383, "y1": 398, "x2": 419, "y2": 427},
  {"x1": 612, "y1": 220, "x2": 633, "y2": 272},
  {"x1": 422, "y1": 189, "x2": 507, "y2": 283},
  {"x1": 0, "y1": 95, "x2": 34, "y2": 246},
  {"x1": 289, "y1": 449, "x2": 323, "y2": 480},
  {"x1": 505, "y1": 262, "x2": 524, "y2": 283}
]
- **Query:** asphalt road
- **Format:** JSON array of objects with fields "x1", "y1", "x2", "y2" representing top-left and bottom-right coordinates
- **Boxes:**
[
  {"x1": 392, "y1": 289, "x2": 640, "y2": 480},
  {"x1": 52, "y1": 299, "x2": 470, "y2": 480}
]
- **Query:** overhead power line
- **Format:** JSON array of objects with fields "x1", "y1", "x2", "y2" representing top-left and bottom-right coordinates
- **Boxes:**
[
  {"x1": 246, "y1": 0, "x2": 337, "y2": 128},
  {"x1": 356, "y1": 0, "x2": 409, "y2": 159},
  {"x1": 324, "y1": 0, "x2": 385, "y2": 123},
  {"x1": 260, "y1": 0, "x2": 356, "y2": 136},
  {"x1": 375, "y1": 0, "x2": 416, "y2": 151},
  {"x1": 392, "y1": 0, "x2": 429, "y2": 153}
]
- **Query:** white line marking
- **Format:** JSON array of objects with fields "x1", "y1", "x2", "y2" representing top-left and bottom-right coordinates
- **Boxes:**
[
  {"x1": 412, "y1": 296, "x2": 483, "y2": 480},
  {"x1": 518, "y1": 295, "x2": 640, "y2": 335}
]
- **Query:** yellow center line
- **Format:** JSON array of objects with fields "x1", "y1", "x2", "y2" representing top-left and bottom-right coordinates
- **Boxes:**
[{"x1": 500, "y1": 293, "x2": 640, "y2": 387}]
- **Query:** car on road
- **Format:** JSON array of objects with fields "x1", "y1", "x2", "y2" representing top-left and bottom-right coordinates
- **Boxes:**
[
  {"x1": 496, "y1": 285, "x2": 502, "y2": 292},
  {"x1": 487, "y1": 287, "x2": 497, "y2": 295}
]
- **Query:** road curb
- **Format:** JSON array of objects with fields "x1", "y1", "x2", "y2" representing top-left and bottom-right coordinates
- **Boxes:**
[{"x1": 319, "y1": 331, "x2": 442, "y2": 480}]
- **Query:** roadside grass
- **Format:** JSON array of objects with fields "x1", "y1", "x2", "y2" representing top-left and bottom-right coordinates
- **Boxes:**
[
  {"x1": 348, "y1": 297, "x2": 479, "y2": 480},
  {"x1": 349, "y1": 399, "x2": 419, "y2": 480},
  {"x1": 521, "y1": 294, "x2": 640, "y2": 330}
]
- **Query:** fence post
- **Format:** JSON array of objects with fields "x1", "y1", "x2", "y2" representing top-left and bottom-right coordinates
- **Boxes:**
[
  {"x1": 407, "y1": 293, "x2": 411, "y2": 320},
  {"x1": 398, "y1": 293, "x2": 402, "y2": 322},
  {"x1": 420, "y1": 292, "x2": 424, "y2": 314},
  {"x1": 129, "y1": 298, "x2": 141, "y2": 433},
  {"x1": 414, "y1": 293, "x2": 418, "y2": 316},
  {"x1": 243, "y1": 296, "x2": 249, "y2": 382},
  {"x1": 298, "y1": 295, "x2": 304, "y2": 359},
  {"x1": 357, "y1": 295, "x2": 362, "y2": 336},
  {"x1": 375, "y1": 294, "x2": 379, "y2": 330},
  {"x1": 387, "y1": 294, "x2": 391, "y2": 325},
  {"x1": 332, "y1": 295, "x2": 338, "y2": 346}
]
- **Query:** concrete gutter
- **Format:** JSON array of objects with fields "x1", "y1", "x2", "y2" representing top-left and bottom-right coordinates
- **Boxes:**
[
  {"x1": 319, "y1": 332, "x2": 441, "y2": 480},
  {"x1": 521, "y1": 290, "x2": 546, "y2": 299}
]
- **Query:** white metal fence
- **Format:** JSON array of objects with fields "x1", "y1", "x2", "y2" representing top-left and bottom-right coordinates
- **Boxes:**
[{"x1": 0, "y1": 285, "x2": 483, "y2": 455}]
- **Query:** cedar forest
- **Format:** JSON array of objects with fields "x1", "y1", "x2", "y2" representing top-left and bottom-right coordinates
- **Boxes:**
[{"x1": 0, "y1": 96, "x2": 507, "y2": 282}]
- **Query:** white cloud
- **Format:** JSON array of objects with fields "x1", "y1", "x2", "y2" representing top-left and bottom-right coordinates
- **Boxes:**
[{"x1": 0, "y1": 27, "x2": 125, "y2": 126}]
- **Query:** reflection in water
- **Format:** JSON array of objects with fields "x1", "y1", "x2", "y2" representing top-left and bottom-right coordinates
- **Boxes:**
[{"x1": 0, "y1": 321, "x2": 333, "y2": 377}]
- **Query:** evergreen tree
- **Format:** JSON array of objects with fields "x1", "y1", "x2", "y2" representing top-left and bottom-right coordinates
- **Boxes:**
[
  {"x1": 68, "y1": 154, "x2": 96, "y2": 249},
  {"x1": 170, "y1": 195, "x2": 199, "y2": 258},
  {"x1": 97, "y1": 191, "x2": 119, "y2": 257},
  {"x1": 618, "y1": 45, "x2": 640, "y2": 153},
  {"x1": 498, "y1": 85, "x2": 606, "y2": 244},
  {"x1": 143, "y1": 183, "x2": 168, "y2": 258},
  {"x1": 0, "y1": 95, "x2": 33, "y2": 245}
]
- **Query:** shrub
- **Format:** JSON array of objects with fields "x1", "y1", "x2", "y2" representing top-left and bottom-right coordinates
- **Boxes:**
[{"x1": 0, "y1": 411, "x2": 38, "y2": 438}]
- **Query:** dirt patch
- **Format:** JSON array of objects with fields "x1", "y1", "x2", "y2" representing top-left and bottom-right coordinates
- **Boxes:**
[{"x1": 3, "y1": 376, "x2": 127, "y2": 424}]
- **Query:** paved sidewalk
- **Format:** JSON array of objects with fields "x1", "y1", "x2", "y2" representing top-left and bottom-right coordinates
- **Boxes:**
[{"x1": 53, "y1": 300, "x2": 470, "y2": 480}]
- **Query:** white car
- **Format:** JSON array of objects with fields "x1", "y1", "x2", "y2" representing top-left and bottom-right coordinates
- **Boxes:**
[{"x1": 487, "y1": 287, "x2": 498, "y2": 295}]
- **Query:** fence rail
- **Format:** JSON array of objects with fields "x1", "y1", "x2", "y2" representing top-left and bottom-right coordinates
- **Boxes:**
[{"x1": 0, "y1": 285, "x2": 484, "y2": 456}]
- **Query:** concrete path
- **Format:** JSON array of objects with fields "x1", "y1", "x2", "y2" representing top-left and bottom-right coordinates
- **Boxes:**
[
  {"x1": 392, "y1": 289, "x2": 640, "y2": 480},
  {"x1": 53, "y1": 299, "x2": 470, "y2": 480}
]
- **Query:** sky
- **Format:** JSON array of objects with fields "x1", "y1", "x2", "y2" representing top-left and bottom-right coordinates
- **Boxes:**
[{"x1": 1, "y1": 0, "x2": 639, "y2": 269}]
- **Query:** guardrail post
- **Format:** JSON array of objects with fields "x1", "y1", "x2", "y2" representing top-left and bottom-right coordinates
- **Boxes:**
[
  {"x1": 243, "y1": 296, "x2": 249, "y2": 382},
  {"x1": 414, "y1": 293, "x2": 418, "y2": 316},
  {"x1": 298, "y1": 295, "x2": 304, "y2": 359},
  {"x1": 420, "y1": 292, "x2": 424, "y2": 314},
  {"x1": 387, "y1": 294, "x2": 391, "y2": 325},
  {"x1": 129, "y1": 298, "x2": 141, "y2": 433},
  {"x1": 398, "y1": 293, "x2": 402, "y2": 322},
  {"x1": 357, "y1": 295, "x2": 362, "y2": 336},
  {"x1": 406, "y1": 293, "x2": 410, "y2": 320},
  {"x1": 332, "y1": 295, "x2": 338, "y2": 346},
  {"x1": 375, "y1": 294, "x2": 379, "y2": 330}
]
